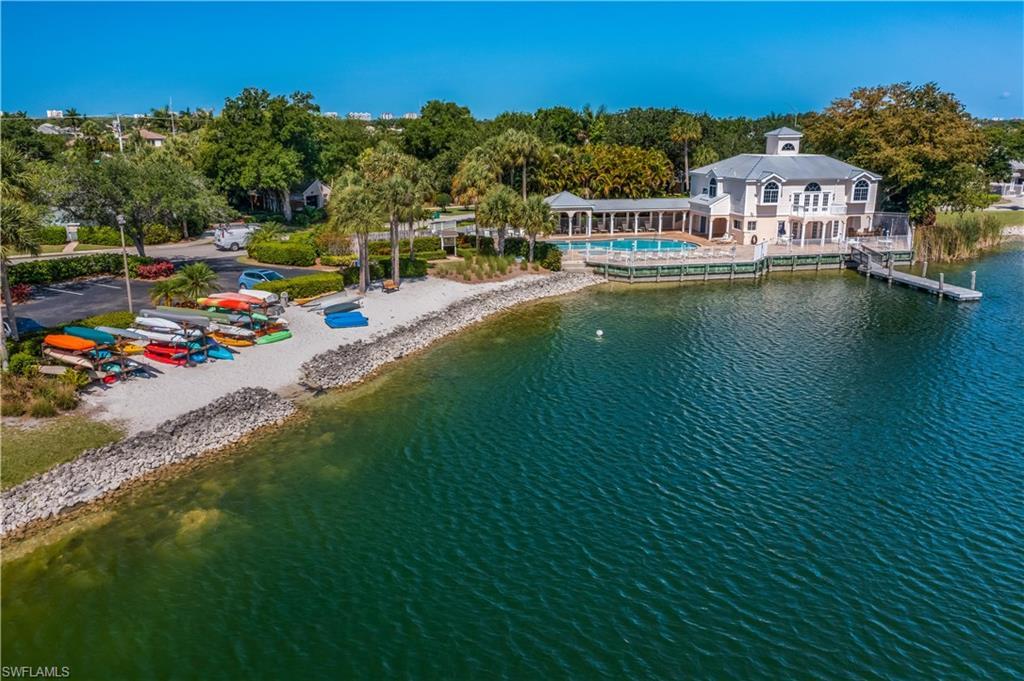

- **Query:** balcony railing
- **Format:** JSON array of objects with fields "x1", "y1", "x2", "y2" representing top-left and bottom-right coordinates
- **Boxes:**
[{"x1": 788, "y1": 191, "x2": 845, "y2": 215}]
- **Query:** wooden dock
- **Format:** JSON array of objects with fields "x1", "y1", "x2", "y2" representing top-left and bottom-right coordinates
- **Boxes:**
[{"x1": 850, "y1": 245, "x2": 982, "y2": 301}]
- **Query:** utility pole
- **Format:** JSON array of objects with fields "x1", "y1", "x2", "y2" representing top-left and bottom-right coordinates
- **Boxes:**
[
  {"x1": 115, "y1": 113, "x2": 124, "y2": 153},
  {"x1": 117, "y1": 215, "x2": 134, "y2": 313},
  {"x1": 170, "y1": 97, "x2": 177, "y2": 136}
]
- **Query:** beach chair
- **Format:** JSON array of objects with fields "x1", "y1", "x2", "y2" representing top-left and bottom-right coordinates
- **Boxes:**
[{"x1": 383, "y1": 279, "x2": 400, "y2": 294}]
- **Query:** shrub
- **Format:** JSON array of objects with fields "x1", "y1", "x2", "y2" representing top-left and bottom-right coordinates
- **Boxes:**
[
  {"x1": 77, "y1": 224, "x2": 177, "y2": 246},
  {"x1": 320, "y1": 254, "x2": 357, "y2": 267},
  {"x1": 367, "y1": 236, "x2": 442, "y2": 256},
  {"x1": 135, "y1": 260, "x2": 176, "y2": 279},
  {"x1": 28, "y1": 398, "x2": 57, "y2": 418},
  {"x1": 8, "y1": 352, "x2": 38, "y2": 376},
  {"x1": 9, "y1": 253, "x2": 156, "y2": 286},
  {"x1": 38, "y1": 225, "x2": 68, "y2": 245},
  {"x1": 457, "y1": 234, "x2": 496, "y2": 255},
  {"x1": 417, "y1": 250, "x2": 449, "y2": 261},
  {"x1": 1, "y1": 399, "x2": 26, "y2": 417},
  {"x1": 10, "y1": 283, "x2": 33, "y2": 303},
  {"x1": 248, "y1": 241, "x2": 317, "y2": 267},
  {"x1": 254, "y1": 272, "x2": 344, "y2": 299},
  {"x1": 51, "y1": 383, "x2": 81, "y2": 410},
  {"x1": 76, "y1": 311, "x2": 136, "y2": 329},
  {"x1": 540, "y1": 247, "x2": 562, "y2": 272}
]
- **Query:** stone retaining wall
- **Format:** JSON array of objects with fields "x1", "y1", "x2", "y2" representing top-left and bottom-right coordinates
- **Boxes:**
[
  {"x1": 301, "y1": 272, "x2": 602, "y2": 390},
  {"x1": 2, "y1": 388, "x2": 296, "y2": 536}
]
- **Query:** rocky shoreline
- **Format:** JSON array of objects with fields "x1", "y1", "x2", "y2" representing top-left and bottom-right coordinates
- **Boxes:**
[
  {"x1": 300, "y1": 272, "x2": 602, "y2": 390},
  {"x1": 2, "y1": 272, "x2": 602, "y2": 538}
]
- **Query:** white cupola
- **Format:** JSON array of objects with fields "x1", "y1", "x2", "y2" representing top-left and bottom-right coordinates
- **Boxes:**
[{"x1": 765, "y1": 127, "x2": 802, "y2": 155}]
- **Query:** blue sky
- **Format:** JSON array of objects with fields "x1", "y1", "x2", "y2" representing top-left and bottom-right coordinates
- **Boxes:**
[{"x1": 2, "y1": 2, "x2": 1022, "y2": 119}]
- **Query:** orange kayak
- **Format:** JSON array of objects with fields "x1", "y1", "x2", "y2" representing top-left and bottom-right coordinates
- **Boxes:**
[
  {"x1": 44, "y1": 334, "x2": 96, "y2": 352},
  {"x1": 208, "y1": 292, "x2": 264, "y2": 305}
]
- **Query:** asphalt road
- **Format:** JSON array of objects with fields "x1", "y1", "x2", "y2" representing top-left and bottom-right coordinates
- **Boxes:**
[{"x1": 12, "y1": 247, "x2": 316, "y2": 328}]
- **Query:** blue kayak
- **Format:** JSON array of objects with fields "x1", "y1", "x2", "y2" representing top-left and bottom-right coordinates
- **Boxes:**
[{"x1": 324, "y1": 311, "x2": 369, "y2": 329}]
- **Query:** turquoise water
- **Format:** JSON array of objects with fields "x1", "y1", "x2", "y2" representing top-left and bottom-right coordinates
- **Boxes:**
[
  {"x1": 552, "y1": 238, "x2": 697, "y2": 252},
  {"x1": 3, "y1": 246, "x2": 1023, "y2": 679}
]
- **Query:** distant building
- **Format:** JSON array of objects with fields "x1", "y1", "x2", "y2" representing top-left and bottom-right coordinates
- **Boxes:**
[
  {"x1": 323, "y1": 112, "x2": 339, "y2": 118},
  {"x1": 402, "y1": 112, "x2": 420, "y2": 120},
  {"x1": 46, "y1": 110, "x2": 64, "y2": 119},
  {"x1": 138, "y1": 128, "x2": 167, "y2": 147},
  {"x1": 347, "y1": 112, "x2": 372, "y2": 121},
  {"x1": 379, "y1": 112, "x2": 394, "y2": 121}
]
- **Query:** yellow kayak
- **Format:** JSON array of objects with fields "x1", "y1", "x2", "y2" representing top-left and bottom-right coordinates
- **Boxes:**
[
  {"x1": 211, "y1": 333, "x2": 254, "y2": 347},
  {"x1": 120, "y1": 343, "x2": 147, "y2": 355}
]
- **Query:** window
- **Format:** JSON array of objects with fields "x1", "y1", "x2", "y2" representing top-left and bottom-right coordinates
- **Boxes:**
[
  {"x1": 699, "y1": 216, "x2": 707, "y2": 231},
  {"x1": 778, "y1": 220, "x2": 786, "y2": 236},
  {"x1": 781, "y1": 143, "x2": 795, "y2": 151},
  {"x1": 708, "y1": 177, "x2": 718, "y2": 198},
  {"x1": 762, "y1": 181, "x2": 779, "y2": 204},
  {"x1": 734, "y1": 219, "x2": 741, "y2": 231},
  {"x1": 853, "y1": 179, "x2": 869, "y2": 202},
  {"x1": 747, "y1": 221, "x2": 757, "y2": 231},
  {"x1": 804, "y1": 182, "x2": 821, "y2": 192}
]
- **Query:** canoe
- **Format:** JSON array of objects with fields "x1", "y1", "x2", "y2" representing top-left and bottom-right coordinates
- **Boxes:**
[
  {"x1": 321, "y1": 301, "x2": 361, "y2": 316},
  {"x1": 128, "y1": 327, "x2": 198, "y2": 345},
  {"x1": 300, "y1": 291, "x2": 356, "y2": 308},
  {"x1": 64, "y1": 326, "x2": 116, "y2": 346},
  {"x1": 211, "y1": 332, "x2": 254, "y2": 347},
  {"x1": 198, "y1": 297, "x2": 251, "y2": 312},
  {"x1": 324, "y1": 311, "x2": 369, "y2": 329},
  {"x1": 156, "y1": 306, "x2": 236, "y2": 323},
  {"x1": 140, "y1": 308, "x2": 211, "y2": 329},
  {"x1": 255, "y1": 330, "x2": 292, "y2": 344},
  {"x1": 208, "y1": 322, "x2": 256, "y2": 339},
  {"x1": 95, "y1": 326, "x2": 148, "y2": 341},
  {"x1": 43, "y1": 347, "x2": 96, "y2": 369},
  {"x1": 237, "y1": 289, "x2": 279, "y2": 304},
  {"x1": 44, "y1": 334, "x2": 96, "y2": 352}
]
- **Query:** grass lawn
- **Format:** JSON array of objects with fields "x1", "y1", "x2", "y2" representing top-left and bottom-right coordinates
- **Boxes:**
[
  {"x1": 2, "y1": 416, "x2": 124, "y2": 489},
  {"x1": 936, "y1": 210, "x2": 1024, "y2": 228},
  {"x1": 74, "y1": 243, "x2": 119, "y2": 251}
]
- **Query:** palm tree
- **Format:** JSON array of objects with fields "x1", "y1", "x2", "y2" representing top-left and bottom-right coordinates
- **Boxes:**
[
  {"x1": 149, "y1": 278, "x2": 181, "y2": 306},
  {"x1": 358, "y1": 143, "x2": 418, "y2": 286},
  {"x1": 518, "y1": 194, "x2": 557, "y2": 262},
  {"x1": 0, "y1": 146, "x2": 43, "y2": 345},
  {"x1": 173, "y1": 262, "x2": 220, "y2": 302},
  {"x1": 497, "y1": 129, "x2": 546, "y2": 199},
  {"x1": 669, "y1": 114, "x2": 702, "y2": 193},
  {"x1": 64, "y1": 107, "x2": 84, "y2": 133},
  {"x1": 477, "y1": 185, "x2": 519, "y2": 256},
  {"x1": 325, "y1": 172, "x2": 384, "y2": 293}
]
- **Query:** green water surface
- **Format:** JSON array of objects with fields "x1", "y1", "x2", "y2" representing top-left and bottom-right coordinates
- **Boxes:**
[{"x1": 3, "y1": 247, "x2": 1023, "y2": 679}]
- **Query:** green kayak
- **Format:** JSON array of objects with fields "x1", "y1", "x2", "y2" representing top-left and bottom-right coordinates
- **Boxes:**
[
  {"x1": 255, "y1": 330, "x2": 292, "y2": 345},
  {"x1": 65, "y1": 326, "x2": 116, "y2": 346}
]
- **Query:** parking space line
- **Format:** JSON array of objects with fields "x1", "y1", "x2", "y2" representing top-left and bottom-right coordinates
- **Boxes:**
[
  {"x1": 43, "y1": 286, "x2": 84, "y2": 296},
  {"x1": 95, "y1": 283, "x2": 121, "y2": 289}
]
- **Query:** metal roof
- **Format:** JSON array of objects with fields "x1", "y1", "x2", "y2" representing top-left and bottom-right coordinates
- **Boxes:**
[
  {"x1": 764, "y1": 126, "x2": 803, "y2": 137},
  {"x1": 545, "y1": 191, "x2": 689, "y2": 212},
  {"x1": 691, "y1": 154, "x2": 880, "y2": 182}
]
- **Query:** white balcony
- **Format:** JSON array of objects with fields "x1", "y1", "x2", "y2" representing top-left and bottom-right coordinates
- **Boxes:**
[{"x1": 788, "y1": 191, "x2": 845, "y2": 215}]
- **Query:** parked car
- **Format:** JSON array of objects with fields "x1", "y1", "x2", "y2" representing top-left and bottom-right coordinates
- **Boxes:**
[
  {"x1": 238, "y1": 268, "x2": 285, "y2": 289},
  {"x1": 214, "y1": 224, "x2": 259, "y2": 251}
]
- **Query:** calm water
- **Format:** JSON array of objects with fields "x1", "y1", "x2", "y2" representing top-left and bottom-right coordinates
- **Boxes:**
[{"x1": 4, "y1": 246, "x2": 1023, "y2": 680}]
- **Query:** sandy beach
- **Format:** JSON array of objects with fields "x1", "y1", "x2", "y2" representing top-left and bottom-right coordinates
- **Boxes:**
[{"x1": 82, "y1": 276, "x2": 533, "y2": 435}]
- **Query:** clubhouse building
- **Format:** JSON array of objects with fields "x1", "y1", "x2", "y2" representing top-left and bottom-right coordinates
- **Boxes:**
[{"x1": 545, "y1": 128, "x2": 884, "y2": 246}]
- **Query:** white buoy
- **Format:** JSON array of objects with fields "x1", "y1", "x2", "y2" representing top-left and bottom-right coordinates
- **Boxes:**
[{"x1": 596, "y1": 329, "x2": 604, "y2": 337}]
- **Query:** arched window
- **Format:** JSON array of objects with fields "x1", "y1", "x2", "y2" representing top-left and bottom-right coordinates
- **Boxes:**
[
  {"x1": 762, "y1": 181, "x2": 779, "y2": 204},
  {"x1": 853, "y1": 179, "x2": 869, "y2": 202},
  {"x1": 804, "y1": 182, "x2": 821, "y2": 192},
  {"x1": 708, "y1": 177, "x2": 718, "y2": 198},
  {"x1": 781, "y1": 143, "x2": 795, "y2": 151}
]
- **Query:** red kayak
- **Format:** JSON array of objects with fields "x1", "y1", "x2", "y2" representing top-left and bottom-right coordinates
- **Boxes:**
[
  {"x1": 144, "y1": 343, "x2": 206, "y2": 366},
  {"x1": 208, "y1": 292, "x2": 264, "y2": 305},
  {"x1": 198, "y1": 297, "x2": 252, "y2": 312}
]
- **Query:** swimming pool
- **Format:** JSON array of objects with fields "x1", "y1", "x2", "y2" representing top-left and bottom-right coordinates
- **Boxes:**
[{"x1": 550, "y1": 239, "x2": 697, "y2": 252}]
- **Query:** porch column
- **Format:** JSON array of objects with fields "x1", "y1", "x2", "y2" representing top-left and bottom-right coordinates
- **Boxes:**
[
  {"x1": 821, "y1": 221, "x2": 825, "y2": 246},
  {"x1": 800, "y1": 220, "x2": 807, "y2": 246},
  {"x1": 587, "y1": 212, "x2": 593, "y2": 237},
  {"x1": 567, "y1": 211, "x2": 574, "y2": 238},
  {"x1": 658, "y1": 212, "x2": 663, "y2": 234},
  {"x1": 687, "y1": 213, "x2": 693, "y2": 235},
  {"x1": 610, "y1": 213, "x2": 615, "y2": 235},
  {"x1": 634, "y1": 212, "x2": 639, "y2": 234}
]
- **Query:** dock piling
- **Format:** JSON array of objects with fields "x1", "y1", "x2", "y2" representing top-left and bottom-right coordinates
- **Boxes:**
[
  {"x1": 922, "y1": 261, "x2": 928, "y2": 278},
  {"x1": 970, "y1": 271, "x2": 977, "y2": 290},
  {"x1": 939, "y1": 273, "x2": 945, "y2": 299}
]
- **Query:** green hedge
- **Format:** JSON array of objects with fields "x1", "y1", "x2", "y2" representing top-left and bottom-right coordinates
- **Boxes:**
[
  {"x1": 418, "y1": 250, "x2": 448, "y2": 261},
  {"x1": 320, "y1": 253, "x2": 357, "y2": 267},
  {"x1": 370, "y1": 256, "x2": 428, "y2": 278},
  {"x1": 457, "y1": 234, "x2": 496, "y2": 255},
  {"x1": 77, "y1": 224, "x2": 178, "y2": 246},
  {"x1": 9, "y1": 254, "x2": 156, "y2": 286},
  {"x1": 254, "y1": 272, "x2": 344, "y2": 298},
  {"x1": 503, "y1": 237, "x2": 562, "y2": 270},
  {"x1": 38, "y1": 226, "x2": 68, "y2": 245},
  {"x1": 248, "y1": 241, "x2": 317, "y2": 266},
  {"x1": 368, "y1": 236, "x2": 442, "y2": 255}
]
